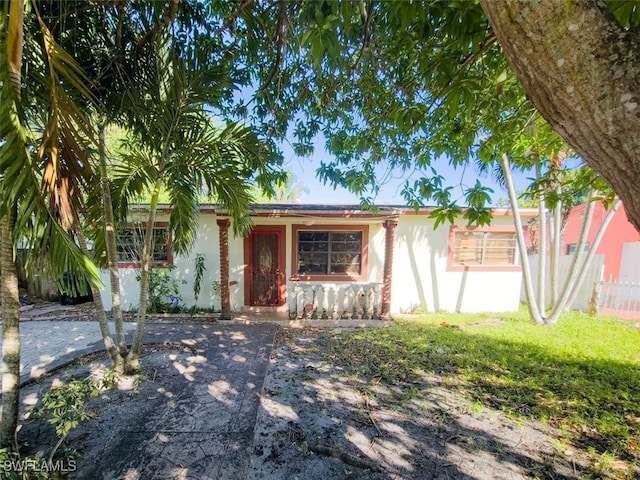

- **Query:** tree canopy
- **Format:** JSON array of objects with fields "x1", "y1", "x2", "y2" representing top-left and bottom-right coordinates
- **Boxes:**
[
  {"x1": 216, "y1": 0, "x2": 636, "y2": 227},
  {"x1": 3, "y1": 0, "x2": 638, "y2": 258}
]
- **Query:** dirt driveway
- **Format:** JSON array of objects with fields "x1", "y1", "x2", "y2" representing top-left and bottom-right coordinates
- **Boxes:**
[{"x1": 16, "y1": 316, "x2": 593, "y2": 479}]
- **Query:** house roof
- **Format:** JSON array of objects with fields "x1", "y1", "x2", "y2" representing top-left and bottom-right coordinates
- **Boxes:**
[{"x1": 132, "y1": 203, "x2": 538, "y2": 219}]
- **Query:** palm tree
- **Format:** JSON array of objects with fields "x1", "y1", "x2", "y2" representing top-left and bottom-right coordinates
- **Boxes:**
[
  {"x1": 500, "y1": 154, "x2": 620, "y2": 325},
  {"x1": 68, "y1": 3, "x2": 165, "y2": 369},
  {"x1": 110, "y1": 52, "x2": 282, "y2": 373},
  {"x1": 0, "y1": 1, "x2": 100, "y2": 449}
]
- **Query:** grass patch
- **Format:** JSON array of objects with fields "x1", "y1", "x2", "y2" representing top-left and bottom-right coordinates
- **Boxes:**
[{"x1": 325, "y1": 309, "x2": 640, "y2": 474}]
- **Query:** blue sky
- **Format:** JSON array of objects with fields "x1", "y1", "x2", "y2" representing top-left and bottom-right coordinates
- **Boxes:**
[{"x1": 280, "y1": 140, "x2": 532, "y2": 206}]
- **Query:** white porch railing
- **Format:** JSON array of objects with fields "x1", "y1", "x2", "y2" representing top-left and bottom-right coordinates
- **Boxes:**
[{"x1": 288, "y1": 282, "x2": 383, "y2": 320}]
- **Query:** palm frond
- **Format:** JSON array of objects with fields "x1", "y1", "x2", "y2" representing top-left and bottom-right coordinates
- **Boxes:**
[
  {"x1": 111, "y1": 148, "x2": 159, "y2": 214},
  {"x1": 36, "y1": 89, "x2": 95, "y2": 228},
  {"x1": 20, "y1": 205, "x2": 102, "y2": 295},
  {"x1": 166, "y1": 169, "x2": 200, "y2": 256},
  {"x1": 34, "y1": 10, "x2": 96, "y2": 103},
  {"x1": 0, "y1": 95, "x2": 101, "y2": 293}
]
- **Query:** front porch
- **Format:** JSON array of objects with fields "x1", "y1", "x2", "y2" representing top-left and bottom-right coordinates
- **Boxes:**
[{"x1": 216, "y1": 209, "x2": 400, "y2": 321}]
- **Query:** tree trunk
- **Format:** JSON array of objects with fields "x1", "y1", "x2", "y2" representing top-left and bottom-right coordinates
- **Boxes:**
[
  {"x1": 1, "y1": 0, "x2": 23, "y2": 450},
  {"x1": 124, "y1": 177, "x2": 162, "y2": 374},
  {"x1": 549, "y1": 191, "x2": 562, "y2": 306},
  {"x1": 501, "y1": 154, "x2": 545, "y2": 325},
  {"x1": 98, "y1": 121, "x2": 127, "y2": 354},
  {"x1": 480, "y1": 0, "x2": 640, "y2": 232},
  {"x1": 545, "y1": 194, "x2": 596, "y2": 325},
  {"x1": 74, "y1": 223, "x2": 122, "y2": 369},
  {"x1": 536, "y1": 164, "x2": 546, "y2": 314},
  {"x1": 0, "y1": 208, "x2": 20, "y2": 450},
  {"x1": 565, "y1": 199, "x2": 621, "y2": 309}
]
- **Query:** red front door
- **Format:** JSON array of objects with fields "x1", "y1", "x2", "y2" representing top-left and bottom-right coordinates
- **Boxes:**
[{"x1": 245, "y1": 227, "x2": 286, "y2": 306}]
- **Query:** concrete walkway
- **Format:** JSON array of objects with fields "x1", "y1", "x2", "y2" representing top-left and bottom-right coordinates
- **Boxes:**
[
  {"x1": 2, "y1": 301, "x2": 390, "y2": 385},
  {"x1": 2, "y1": 313, "x2": 278, "y2": 479},
  {"x1": 72, "y1": 321, "x2": 277, "y2": 479},
  {"x1": 7, "y1": 321, "x2": 137, "y2": 384}
]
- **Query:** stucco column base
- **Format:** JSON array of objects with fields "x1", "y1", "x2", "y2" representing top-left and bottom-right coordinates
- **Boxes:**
[{"x1": 380, "y1": 302, "x2": 392, "y2": 321}]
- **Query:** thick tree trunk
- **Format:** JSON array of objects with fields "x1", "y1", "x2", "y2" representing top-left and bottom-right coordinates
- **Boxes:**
[
  {"x1": 480, "y1": 0, "x2": 640, "y2": 231},
  {"x1": 0, "y1": 209, "x2": 20, "y2": 450},
  {"x1": 1, "y1": 1, "x2": 23, "y2": 450}
]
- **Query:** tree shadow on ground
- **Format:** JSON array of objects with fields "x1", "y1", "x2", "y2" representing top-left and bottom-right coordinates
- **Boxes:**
[
  {"x1": 17, "y1": 322, "x2": 276, "y2": 480},
  {"x1": 249, "y1": 327, "x2": 639, "y2": 479}
]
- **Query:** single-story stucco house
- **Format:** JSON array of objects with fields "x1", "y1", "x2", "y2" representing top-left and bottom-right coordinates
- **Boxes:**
[{"x1": 98, "y1": 204, "x2": 537, "y2": 319}]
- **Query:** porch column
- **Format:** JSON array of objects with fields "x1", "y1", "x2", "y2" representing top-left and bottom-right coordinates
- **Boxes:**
[
  {"x1": 381, "y1": 219, "x2": 398, "y2": 319},
  {"x1": 217, "y1": 219, "x2": 232, "y2": 320}
]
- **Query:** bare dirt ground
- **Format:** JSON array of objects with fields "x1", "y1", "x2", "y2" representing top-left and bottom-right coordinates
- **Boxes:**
[
  {"x1": 248, "y1": 329, "x2": 591, "y2": 480},
  {"x1": 15, "y1": 311, "x2": 598, "y2": 479}
]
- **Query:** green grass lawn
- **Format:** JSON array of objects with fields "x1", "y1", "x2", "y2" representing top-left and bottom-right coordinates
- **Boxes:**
[{"x1": 325, "y1": 309, "x2": 640, "y2": 477}]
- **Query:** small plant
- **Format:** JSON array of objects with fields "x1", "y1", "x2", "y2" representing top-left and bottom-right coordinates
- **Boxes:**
[
  {"x1": 99, "y1": 367, "x2": 120, "y2": 390},
  {"x1": 7, "y1": 373, "x2": 117, "y2": 478},
  {"x1": 29, "y1": 376, "x2": 101, "y2": 463},
  {"x1": 0, "y1": 448, "x2": 52, "y2": 480},
  {"x1": 193, "y1": 254, "x2": 206, "y2": 303},
  {"x1": 140, "y1": 265, "x2": 186, "y2": 313},
  {"x1": 586, "y1": 448, "x2": 616, "y2": 478},
  {"x1": 130, "y1": 374, "x2": 147, "y2": 396},
  {"x1": 469, "y1": 400, "x2": 484, "y2": 414}
]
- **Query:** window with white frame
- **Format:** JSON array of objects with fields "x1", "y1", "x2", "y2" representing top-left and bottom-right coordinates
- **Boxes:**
[
  {"x1": 296, "y1": 230, "x2": 363, "y2": 275},
  {"x1": 452, "y1": 230, "x2": 517, "y2": 266}
]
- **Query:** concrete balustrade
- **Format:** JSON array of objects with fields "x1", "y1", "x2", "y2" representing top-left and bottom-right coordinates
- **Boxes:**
[{"x1": 288, "y1": 282, "x2": 383, "y2": 320}]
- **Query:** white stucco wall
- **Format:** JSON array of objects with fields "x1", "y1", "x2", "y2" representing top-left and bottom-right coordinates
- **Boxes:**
[
  {"x1": 391, "y1": 215, "x2": 523, "y2": 314},
  {"x1": 99, "y1": 209, "x2": 524, "y2": 314},
  {"x1": 99, "y1": 213, "x2": 223, "y2": 311}
]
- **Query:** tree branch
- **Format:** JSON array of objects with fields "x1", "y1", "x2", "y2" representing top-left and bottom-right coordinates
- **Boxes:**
[
  {"x1": 459, "y1": 34, "x2": 496, "y2": 70},
  {"x1": 137, "y1": 0, "x2": 179, "y2": 49},
  {"x1": 213, "y1": 0, "x2": 254, "y2": 36},
  {"x1": 257, "y1": 0, "x2": 288, "y2": 94},
  {"x1": 351, "y1": 0, "x2": 375, "y2": 72}
]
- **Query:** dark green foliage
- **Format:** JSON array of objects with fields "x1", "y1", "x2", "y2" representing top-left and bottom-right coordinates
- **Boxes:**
[
  {"x1": 140, "y1": 265, "x2": 186, "y2": 314},
  {"x1": 193, "y1": 253, "x2": 206, "y2": 303}
]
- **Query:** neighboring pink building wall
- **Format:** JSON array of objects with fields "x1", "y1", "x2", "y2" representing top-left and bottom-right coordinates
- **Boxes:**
[{"x1": 562, "y1": 202, "x2": 640, "y2": 281}]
